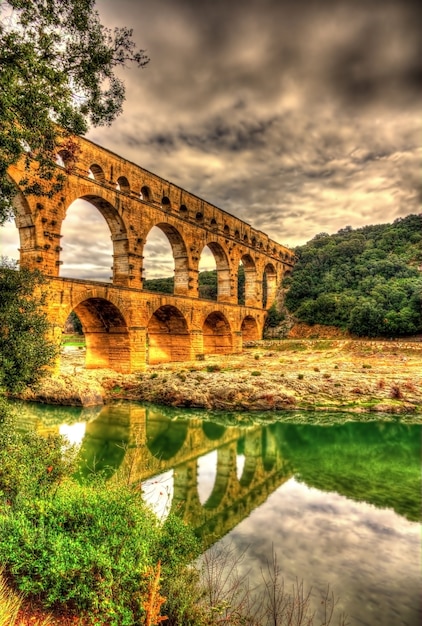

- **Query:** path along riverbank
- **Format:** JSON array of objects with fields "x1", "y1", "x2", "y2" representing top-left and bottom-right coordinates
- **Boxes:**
[{"x1": 15, "y1": 339, "x2": 422, "y2": 418}]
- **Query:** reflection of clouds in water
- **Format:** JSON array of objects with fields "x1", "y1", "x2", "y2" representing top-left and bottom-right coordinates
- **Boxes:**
[
  {"x1": 224, "y1": 478, "x2": 421, "y2": 626},
  {"x1": 59, "y1": 422, "x2": 87, "y2": 447},
  {"x1": 142, "y1": 470, "x2": 174, "y2": 521},
  {"x1": 236, "y1": 454, "x2": 245, "y2": 481},
  {"x1": 197, "y1": 450, "x2": 218, "y2": 505}
]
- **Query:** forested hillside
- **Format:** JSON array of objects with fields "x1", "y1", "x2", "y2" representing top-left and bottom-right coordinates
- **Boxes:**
[{"x1": 283, "y1": 214, "x2": 422, "y2": 337}]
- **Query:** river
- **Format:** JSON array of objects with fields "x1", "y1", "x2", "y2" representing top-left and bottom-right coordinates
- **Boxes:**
[{"x1": 10, "y1": 400, "x2": 422, "y2": 626}]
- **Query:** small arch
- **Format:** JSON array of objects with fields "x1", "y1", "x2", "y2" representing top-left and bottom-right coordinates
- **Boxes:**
[
  {"x1": 251, "y1": 237, "x2": 257, "y2": 247},
  {"x1": 203, "y1": 311, "x2": 232, "y2": 355},
  {"x1": 241, "y1": 316, "x2": 260, "y2": 341},
  {"x1": 196, "y1": 212, "x2": 204, "y2": 221},
  {"x1": 148, "y1": 305, "x2": 190, "y2": 364},
  {"x1": 116, "y1": 176, "x2": 130, "y2": 193},
  {"x1": 179, "y1": 204, "x2": 188, "y2": 215},
  {"x1": 234, "y1": 229, "x2": 240, "y2": 238},
  {"x1": 243, "y1": 234, "x2": 248, "y2": 243},
  {"x1": 223, "y1": 224, "x2": 230, "y2": 235},
  {"x1": 140, "y1": 185, "x2": 151, "y2": 201},
  {"x1": 161, "y1": 196, "x2": 171, "y2": 209},
  {"x1": 88, "y1": 163, "x2": 106, "y2": 182},
  {"x1": 210, "y1": 218, "x2": 218, "y2": 230}
]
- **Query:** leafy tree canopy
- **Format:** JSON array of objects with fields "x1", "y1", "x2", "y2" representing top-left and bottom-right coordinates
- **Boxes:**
[
  {"x1": 0, "y1": 0, "x2": 148, "y2": 223},
  {"x1": 283, "y1": 214, "x2": 422, "y2": 338},
  {"x1": 0, "y1": 259, "x2": 58, "y2": 391}
]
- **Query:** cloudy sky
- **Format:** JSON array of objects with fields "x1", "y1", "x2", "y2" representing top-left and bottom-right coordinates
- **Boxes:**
[{"x1": 2, "y1": 0, "x2": 421, "y2": 280}]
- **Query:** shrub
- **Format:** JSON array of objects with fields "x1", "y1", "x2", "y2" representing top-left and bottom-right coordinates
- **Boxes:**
[
  {"x1": 251, "y1": 371, "x2": 262, "y2": 376},
  {"x1": 206, "y1": 364, "x2": 221, "y2": 373}
]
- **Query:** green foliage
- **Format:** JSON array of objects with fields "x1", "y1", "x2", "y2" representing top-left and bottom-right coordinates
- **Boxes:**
[
  {"x1": 264, "y1": 302, "x2": 285, "y2": 329},
  {"x1": 0, "y1": 0, "x2": 148, "y2": 223},
  {"x1": 144, "y1": 276, "x2": 174, "y2": 294},
  {"x1": 0, "y1": 408, "x2": 200, "y2": 624},
  {"x1": 284, "y1": 215, "x2": 422, "y2": 337},
  {"x1": 0, "y1": 260, "x2": 58, "y2": 392}
]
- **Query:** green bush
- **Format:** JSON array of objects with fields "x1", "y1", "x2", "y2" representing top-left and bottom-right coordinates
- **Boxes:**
[{"x1": 0, "y1": 405, "x2": 200, "y2": 624}]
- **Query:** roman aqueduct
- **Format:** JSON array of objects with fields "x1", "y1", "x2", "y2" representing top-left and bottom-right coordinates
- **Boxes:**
[{"x1": 8, "y1": 136, "x2": 294, "y2": 372}]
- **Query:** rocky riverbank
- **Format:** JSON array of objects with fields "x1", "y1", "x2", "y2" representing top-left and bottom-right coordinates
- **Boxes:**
[{"x1": 16, "y1": 339, "x2": 422, "y2": 418}]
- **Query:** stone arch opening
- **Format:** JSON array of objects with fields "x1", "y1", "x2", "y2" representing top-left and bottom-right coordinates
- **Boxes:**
[
  {"x1": 201, "y1": 242, "x2": 231, "y2": 302},
  {"x1": 71, "y1": 297, "x2": 130, "y2": 372},
  {"x1": 147, "y1": 305, "x2": 190, "y2": 364},
  {"x1": 161, "y1": 196, "x2": 171, "y2": 209},
  {"x1": 197, "y1": 450, "x2": 218, "y2": 506},
  {"x1": 203, "y1": 421, "x2": 226, "y2": 440},
  {"x1": 55, "y1": 149, "x2": 74, "y2": 169},
  {"x1": 239, "y1": 254, "x2": 256, "y2": 306},
  {"x1": 263, "y1": 263, "x2": 277, "y2": 309},
  {"x1": 198, "y1": 245, "x2": 217, "y2": 301},
  {"x1": 116, "y1": 176, "x2": 130, "y2": 193},
  {"x1": 61, "y1": 194, "x2": 128, "y2": 284},
  {"x1": 203, "y1": 311, "x2": 232, "y2": 354},
  {"x1": 140, "y1": 185, "x2": 151, "y2": 201},
  {"x1": 241, "y1": 316, "x2": 260, "y2": 341},
  {"x1": 88, "y1": 163, "x2": 106, "y2": 182},
  {"x1": 143, "y1": 223, "x2": 189, "y2": 296}
]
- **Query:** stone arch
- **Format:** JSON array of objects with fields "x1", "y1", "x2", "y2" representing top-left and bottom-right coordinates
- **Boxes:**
[
  {"x1": 147, "y1": 305, "x2": 190, "y2": 364},
  {"x1": 202, "y1": 242, "x2": 231, "y2": 302},
  {"x1": 64, "y1": 193, "x2": 129, "y2": 285},
  {"x1": 140, "y1": 185, "x2": 151, "y2": 201},
  {"x1": 71, "y1": 296, "x2": 131, "y2": 372},
  {"x1": 263, "y1": 262, "x2": 277, "y2": 309},
  {"x1": 6, "y1": 174, "x2": 36, "y2": 266},
  {"x1": 116, "y1": 175, "x2": 130, "y2": 193},
  {"x1": 203, "y1": 421, "x2": 226, "y2": 440},
  {"x1": 239, "y1": 253, "x2": 257, "y2": 306},
  {"x1": 161, "y1": 196, "x2": 171, "y2": 210},
  {"x1": 203, "y1": 311, "x2": 232, "y2": 354},
  {"x1": 145, "y1": 222, "x2": 190, "y2": 296},
  {"x1": 241, "y1": 315, "x2": 260, "y2": 341},
  {"x1": 201, "y1": 446, "x2": 234, "y2": 510},
  {"x1": 88, "y1": 163, "x2": 106, "y2": 182}
]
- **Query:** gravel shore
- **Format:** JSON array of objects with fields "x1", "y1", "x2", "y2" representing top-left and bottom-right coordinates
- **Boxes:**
[{"x1": 17, "y1": 339, "x2": 422, "y2": 418}]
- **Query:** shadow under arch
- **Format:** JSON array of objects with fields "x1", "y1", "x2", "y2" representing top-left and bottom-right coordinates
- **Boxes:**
[
  {"x1": 146, "y1": 412, "x2": 188, "y2": 460},
  {"x1": 241, "y1": 315, "x2": 260, "y2": 341},
  {"x1": 147, "y1": 304, "x2": 190, "y2": 364},
  {"x1": 203, "y1": 311, "x2": 232, "y2": 355},
  {"x1": 202, "y1": 241, "x2": 231, "y2": 302},
  {"x1": 262, "y1": 426, "x2": 277, "y2": 472},
  {"x1": 72, "y1": 296, "x2": 130, "y2": 372},
  {"x1": 144, "y1": 222, "x2": 189, "y2": 296}
]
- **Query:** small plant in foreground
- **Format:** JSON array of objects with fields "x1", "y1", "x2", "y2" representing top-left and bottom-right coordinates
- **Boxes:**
[
  {"x1": 251, "y1": 371, "x2": 262, "y2": 376},
  {"x1": 390, "y1": 383, "x2": 403, "y2": 399},
  {"x1": 298, "y1": 373, "x2": 304, "y2": 380},
  {"x1": 206, "y1": 364, "x2": 221, "y2": 372}
]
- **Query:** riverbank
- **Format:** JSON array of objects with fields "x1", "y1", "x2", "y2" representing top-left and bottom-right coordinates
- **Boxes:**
[{"x1": 16, "y1": 339, "x2": 422, "y2": 417}]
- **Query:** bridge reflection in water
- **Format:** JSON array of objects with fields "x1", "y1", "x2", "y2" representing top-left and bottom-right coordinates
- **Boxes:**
[{"x1": 74, "y1": 403, "x2": 293, "y2": 548}]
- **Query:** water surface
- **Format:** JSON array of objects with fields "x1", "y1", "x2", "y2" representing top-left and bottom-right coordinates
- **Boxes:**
[{"x1": 12, "y1": 400, "x2": 422, "y2": 626}]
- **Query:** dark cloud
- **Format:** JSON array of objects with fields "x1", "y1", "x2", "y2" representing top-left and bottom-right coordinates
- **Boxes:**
[{"x1": 2, "y1": 0, "x2": 420, "y2": 280}]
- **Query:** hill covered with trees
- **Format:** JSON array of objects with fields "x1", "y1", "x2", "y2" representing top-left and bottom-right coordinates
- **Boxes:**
[{"x1": 283, "y1": 214, "x2": 422, "y2": 337}]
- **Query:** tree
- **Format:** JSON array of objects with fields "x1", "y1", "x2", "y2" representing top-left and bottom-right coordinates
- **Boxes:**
[
  {"x1": 0, "y1": 259, "x2": 58, "y2": 391},
  {"x1": 0, "y1": 0, "x2": 148, "y2": 223}
]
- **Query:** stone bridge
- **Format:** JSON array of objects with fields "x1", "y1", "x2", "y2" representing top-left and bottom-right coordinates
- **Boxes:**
[{"x1": 9, "y1": 135, "x2": 294, "y2": 371}]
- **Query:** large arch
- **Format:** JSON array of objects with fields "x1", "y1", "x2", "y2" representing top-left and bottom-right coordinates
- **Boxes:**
[
  {"x1": 263, "y1": 262, "x2": 277, "y2": 309},
  {"x1": 144, "y1": 223, "x2": 190, "y2": 296},
  {"x1": 71, "y1": 297, "x2": 131, "y2": 372},
  {"x1": 203, "y1": 311, "x2": 232, "y2": 355},
  {"x1": 202, "y1": 241, "x2": 231, "y2": 302},
  {"x1": 7, "y1": 174, "x2": 37, "y2": 265},
  {"x1": 147, "y1": 305, "x2": 190, "y2": 364},
  {"x1": 239, "y1": 253, "x2": 257, "y2": 306}
]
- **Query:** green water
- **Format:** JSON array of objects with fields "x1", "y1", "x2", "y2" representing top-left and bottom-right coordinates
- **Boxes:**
[{"x1": 10, "y1": 400, "x2": 422, "y2": 625}]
